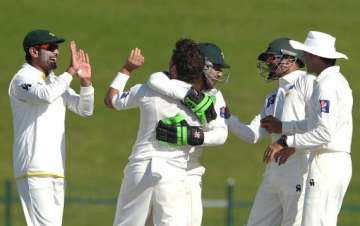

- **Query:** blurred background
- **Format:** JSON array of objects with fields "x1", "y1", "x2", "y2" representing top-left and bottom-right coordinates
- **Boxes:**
[{"x1": 0, "y1": 0, "x2": 359, "y2": 225}]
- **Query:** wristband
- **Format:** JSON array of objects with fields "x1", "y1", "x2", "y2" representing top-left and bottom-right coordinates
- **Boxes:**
[{"x1": 110, "y1": 73, "x2": 129, "y2": 90}]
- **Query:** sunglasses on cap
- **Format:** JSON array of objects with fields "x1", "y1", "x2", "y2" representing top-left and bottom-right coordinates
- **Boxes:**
[{"x1": 34, "y1": 43, "x2": 59, "y2": 52}]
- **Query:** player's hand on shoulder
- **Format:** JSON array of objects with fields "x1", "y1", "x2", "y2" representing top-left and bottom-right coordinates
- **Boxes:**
[
  {"x1": 182, "y1": 88, "x2": 217, "y2": 125},
  {"x1": 156, "y1": 114, "x2": 204, "y2": 146}
]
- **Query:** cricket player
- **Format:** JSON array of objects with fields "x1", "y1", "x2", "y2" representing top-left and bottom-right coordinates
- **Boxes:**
[
  {"x1": 146, "y1": 42, "x2": 230, "y2": 226},
  {"x1": 9, "y1": 29, "x2": 94, "y2": 226},
  {"x1": 227, "y1": 38, "x2": 316, "y2": 226},
  {"x1": 104, "y1": 39, "x2": 226, "y2": 226},
  {"x1": 262, "y1": 31, "x2": 353, "y2": 226}
]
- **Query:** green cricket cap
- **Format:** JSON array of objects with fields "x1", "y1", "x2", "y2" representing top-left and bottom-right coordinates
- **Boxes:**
[
  {"x1": 198, "y1": 43, "x2": 230, "y2": 68},
  {"x1": 23, "y1": 29, "x2": 65, "y2": 50}
]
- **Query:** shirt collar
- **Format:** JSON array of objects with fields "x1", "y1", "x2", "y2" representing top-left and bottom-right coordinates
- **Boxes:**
[
  {"x1": 278, "y1": 70, "x2": 304, "y2": 88},
  {"x1": 317, "y1": 66, "x2": 340, "y2": 82},
  {"x1": 23, "y1": 63, "x2": 51, "y2": 81}
]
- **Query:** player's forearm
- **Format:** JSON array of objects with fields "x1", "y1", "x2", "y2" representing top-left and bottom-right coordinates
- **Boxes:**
[
  {"x1": 287, "y1": 123, "x2": 332, "y2": 150},
  {"x1": 282, "y1": 119, "x2": 308, "y2": 135},
  {"x1": 77, "y1": 86, "x2": 95, "y2": 116},
  {"x1": 147, "y1": 72, "x2": 189, "y2": 100},
  {"x1": 104, "y1": 88, "x2": 119, "y2": 108},
  {"x1": 104, "y1": 72, "x2": 129, "y2": 108},
  {"x1": 203, "y1": 127, "x2": 228, "y2": 146},
  {"x1": 227, "y1": 115, "x2": 259, "y2": 144}
]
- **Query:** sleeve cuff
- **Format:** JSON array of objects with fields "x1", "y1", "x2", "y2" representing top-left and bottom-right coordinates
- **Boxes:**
[
  {"x1": 80, "y1": 86, "x2": 94, "y2": 95},
  {"x1": 286, "y1": 135, "x2": 295, "y2": 147},
  {"x1": 59, "y1": 72, "x2": 73, "y2": 86},
  {"x1": 110, "y1": 73, "x2": 130, "y2": 91},
  {"x1": 282, "y1": 121, "x2": 292, "y2": 135}
]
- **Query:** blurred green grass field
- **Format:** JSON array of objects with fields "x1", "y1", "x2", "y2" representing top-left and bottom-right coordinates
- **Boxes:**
[{"x1": 0, "y1": 0, "x2": 359, "y2": 225}]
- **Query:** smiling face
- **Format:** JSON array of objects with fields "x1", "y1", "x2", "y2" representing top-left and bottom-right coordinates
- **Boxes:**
[{"x1": 28, "y1": 43, "x2": 60, "y2": 75}]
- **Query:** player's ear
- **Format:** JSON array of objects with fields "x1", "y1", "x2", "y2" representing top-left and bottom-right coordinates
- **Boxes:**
[
  {"x1": 28, "y1": 47, "x2": 40, "y2": 58},
  {"x1": 169, "y1": 65, "x2": 177, "y2": 79}
]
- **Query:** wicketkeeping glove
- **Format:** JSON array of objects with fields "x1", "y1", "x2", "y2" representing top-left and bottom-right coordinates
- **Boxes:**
[
  {"x1": 156, "y1": 114, "x2": 204, "y2": 146},
  {"x1": 182, "y1": 88, "x2": 217, "y2": 125}
]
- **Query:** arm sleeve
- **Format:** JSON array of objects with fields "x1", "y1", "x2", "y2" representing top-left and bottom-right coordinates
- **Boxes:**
[
  {"x1": 227, "y1": 99, "x2": 268, "y2": 144},
  {"x1": 228, "y1": 113, "x2": 268, "y2": 144},
  {"x1": 282, "y1": 119, "x2": 308, "y2": 135},
  {"x1": 203, "y1": 91, "x2": 228, "y2": 146},
  {"x1": 287, "y1": 82, "x2": 336, "y2": 150},
  {"x1": 112, "y1": 84, "x2": 143, "y2": 110},
  {"x1": 64, "y1": 86, "x2": 94, "y2": 117},
  {"x1": 147, "y1": 72, "x2": 190, "y2": 100},
  {"x1": 11, "y1": 72, "x2": 73, "y2": 104}
]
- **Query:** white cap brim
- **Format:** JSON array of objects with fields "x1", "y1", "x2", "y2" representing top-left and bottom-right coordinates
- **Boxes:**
[{"x1": 289, "y1": 40, "x2": 348, "y2": 60}]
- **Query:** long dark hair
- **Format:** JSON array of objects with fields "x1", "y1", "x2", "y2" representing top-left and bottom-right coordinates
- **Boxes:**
[{"x1": 171, "y1": 38, "x2": 205, "y2": 83}]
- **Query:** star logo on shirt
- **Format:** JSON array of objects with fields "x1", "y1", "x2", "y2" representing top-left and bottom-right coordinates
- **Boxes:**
[{"x1": 193, "y1": 131, "x2": 202, "y2": 139}]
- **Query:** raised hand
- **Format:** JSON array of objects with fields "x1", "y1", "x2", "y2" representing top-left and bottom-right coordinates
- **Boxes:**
[
  {"x1": 121, "y1": 48, "x2": 145, "y2": 75},
  {"x1": 67, "y1": 41, "x2": 81, "y2": 75},
  {"x1": 77, "y1": 48, "x2": 92, "y2": 86}
]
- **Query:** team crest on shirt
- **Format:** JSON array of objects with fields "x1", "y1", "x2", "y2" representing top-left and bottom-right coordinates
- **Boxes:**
[
  {"x1": 120, "y1": 92, "x2": 129, "y2": 99},
  {"x1": 319, "y1": 100, "x2": 330, "y2": 113}
]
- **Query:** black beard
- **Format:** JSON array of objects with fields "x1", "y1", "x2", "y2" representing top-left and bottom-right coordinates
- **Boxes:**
[
  {"x1": 42, "y1": 62, "x2": 57, "y2": 75},
  {"x1": 47, "y1": 61, "x2": 57, "y2": 71}
]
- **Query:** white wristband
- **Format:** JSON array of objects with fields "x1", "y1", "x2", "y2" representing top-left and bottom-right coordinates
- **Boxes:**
[{"x1": 110, "y1": 73, "x2": 130, "y2": 91}]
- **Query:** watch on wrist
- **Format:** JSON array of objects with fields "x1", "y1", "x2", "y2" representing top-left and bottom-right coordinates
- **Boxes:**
[{"x1": 277, "y1": 135, "x2": 288, "y2": 147}]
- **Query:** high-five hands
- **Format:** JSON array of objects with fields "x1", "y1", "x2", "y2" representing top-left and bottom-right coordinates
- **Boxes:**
[
  {"x1": 68, "y1": 41, "x2": 92, "y2": 86},
  {"x1": 121, "y1": 48, "x2": 145, "y2": 75}
]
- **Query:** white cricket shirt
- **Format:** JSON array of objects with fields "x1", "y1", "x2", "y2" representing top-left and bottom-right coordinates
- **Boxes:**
[
  {"x1": 146, "y1": 72, "x2": 228, "y2": 173},
  {"x1": 286, "y1": 66, "x2": 353, "y2": 153},
  {"x1": 9, "y1": 63, "x2": 94, "y2": 178},
  {"x1": 228, "y1": 70, "x2": 314, "y2": 143}
]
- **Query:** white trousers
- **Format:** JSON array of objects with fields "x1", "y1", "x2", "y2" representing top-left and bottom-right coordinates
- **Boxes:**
[
  {"x1": 113, "y1": 158, "x2": 187, "y2": 226},
  {"x1": 16, "y1": 177, "x2": 65, "y2": 226},
  {"x1": 247, "y1": 153, "x2": 309, "y2": 226},
  {"x1": 184, "y1": 166, "x2": 205, "y2": 226},
  {"x1": 301, "y1": 151, "x2": 352, "y2": 226}
]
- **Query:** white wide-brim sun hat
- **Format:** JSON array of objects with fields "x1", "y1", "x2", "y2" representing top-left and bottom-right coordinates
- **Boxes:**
[{"x1": 289, "y1": 31, "x2": 348, "y2": 60}]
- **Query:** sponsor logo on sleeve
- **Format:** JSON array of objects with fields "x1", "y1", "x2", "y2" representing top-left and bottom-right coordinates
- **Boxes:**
[
  {"x1": 319, "y1": 100, "x2": 330, "y2": 113},
  {"x1": 266, "y1": 94, "x2": 276, "y2": 108},
  {"x1": 120, "y1": 92, "x2": 129, "y2": 99}
]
